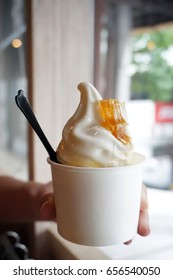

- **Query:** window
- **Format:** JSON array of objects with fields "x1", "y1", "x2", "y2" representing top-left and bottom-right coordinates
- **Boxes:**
[
  {"x1": 0, "y1": 0, "x2": 28, "y2": 180},
  {"x1": 94, "y1": 0, "x2": 173, "y2": 190}
]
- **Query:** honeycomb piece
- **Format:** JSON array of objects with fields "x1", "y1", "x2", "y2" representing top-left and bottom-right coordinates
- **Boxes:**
[{"x1": 97, "y1": 99, "x2": 132, "y2": 145}]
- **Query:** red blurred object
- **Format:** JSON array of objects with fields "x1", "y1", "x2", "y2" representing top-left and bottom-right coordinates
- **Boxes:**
[{"x1": 155, "y1": 102, "x2": 173, "y2": 123}]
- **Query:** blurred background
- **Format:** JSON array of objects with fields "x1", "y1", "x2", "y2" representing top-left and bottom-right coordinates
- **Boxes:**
[{"x1": 0, "y1": 0, "x2": 173, "y2": 259}]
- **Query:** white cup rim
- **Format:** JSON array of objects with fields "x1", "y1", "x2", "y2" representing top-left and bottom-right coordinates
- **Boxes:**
[{"x1": 47, "y1": 152, "x2": 145, "y2": 171}]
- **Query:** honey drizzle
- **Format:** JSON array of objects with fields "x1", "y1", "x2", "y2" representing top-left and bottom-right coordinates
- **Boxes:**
[{"x1": 97, "y1": 99, "x2": 132, "y2": 145}]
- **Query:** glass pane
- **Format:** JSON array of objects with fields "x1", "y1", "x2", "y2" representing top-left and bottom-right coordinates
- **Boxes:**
[
  {"x1": 0, "y1": 0, "x2": 28, "y2": 179},
  {"x1": 95, "y1": 0, "x2": 173, "y2": 190}
]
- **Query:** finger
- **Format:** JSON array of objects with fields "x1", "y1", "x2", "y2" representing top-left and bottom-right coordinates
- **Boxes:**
[
  {"x1": 138, "y1": 209, "x2": 151, "y2": 236},
  {"x1": 124, "y1": 239, "x2": 133, "y2": 245},
  {"x1": 124, "y1": 184, "x2": 150, "y2": 244},
  {"x1": 40, "y1": 196, "x2": 56, "y2": 220}
]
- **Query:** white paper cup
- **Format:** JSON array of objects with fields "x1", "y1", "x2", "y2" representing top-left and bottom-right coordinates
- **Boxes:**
[{"x1": 48, "y1": 152, "x2": 145, "y2": 246}]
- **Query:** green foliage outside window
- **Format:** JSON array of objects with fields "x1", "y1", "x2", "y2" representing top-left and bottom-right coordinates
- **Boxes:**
[{"x1": 131, "y1": 28, "x2": 173, "y2": 101}]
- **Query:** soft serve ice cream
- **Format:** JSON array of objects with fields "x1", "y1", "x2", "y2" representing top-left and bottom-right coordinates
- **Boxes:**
[{"x1": 57, "y1": 82, "x2": 134, "y2": 167}]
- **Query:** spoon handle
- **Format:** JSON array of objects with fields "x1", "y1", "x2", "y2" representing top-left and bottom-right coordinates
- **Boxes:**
[{"x1": 15, "y1": 90, "x2": 58, "y2": 163}]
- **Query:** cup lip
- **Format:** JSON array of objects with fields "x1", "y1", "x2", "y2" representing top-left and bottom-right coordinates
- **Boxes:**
[{"x1": 47, "y1": 152, "x2": 145, "y2": 171}]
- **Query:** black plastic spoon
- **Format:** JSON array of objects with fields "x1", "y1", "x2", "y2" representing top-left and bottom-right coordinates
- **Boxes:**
[{"x1": 15, "y1": 90, "x2": 59, "y2": 163}]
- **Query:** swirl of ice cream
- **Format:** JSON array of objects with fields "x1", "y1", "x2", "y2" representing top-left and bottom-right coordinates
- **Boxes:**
[{"x1": 57, "y1": 82, "x2": 134, "y2": 167}]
